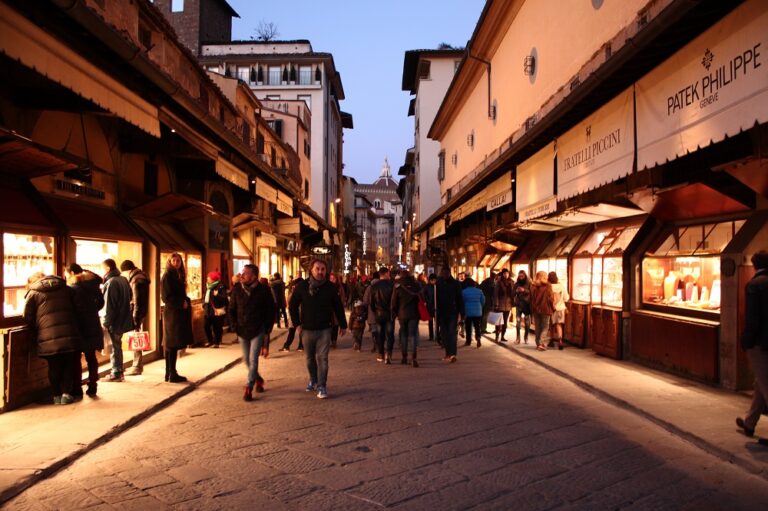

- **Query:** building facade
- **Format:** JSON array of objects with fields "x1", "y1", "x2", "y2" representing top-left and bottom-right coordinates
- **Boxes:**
[{"x1": 353, "y1": 159, "x2": 402, "y2": 267}]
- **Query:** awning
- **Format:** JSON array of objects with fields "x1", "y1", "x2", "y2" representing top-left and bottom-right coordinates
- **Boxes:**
[
  {"x1": 255, "y1": 177, "x2": 277, "y2": 204},
  {"x1": 215, "y1": 157, "x2": 249, "y2": 191},
  {"x1": 277, "y1": 217, "x2": 300, "y2": 234},
  {"x1": 556, "y1": 87, "x2": 634, "y2": 200},
  {"x1": 301, "y1": 211, "x2": 318, "y2": 231},
  {"x1": 132, "y1": 218, "x2": 199, "y2": 253},
  {"x1": 276, "y1": 190, "x2": 293, "y2": 216},
  {"x1": 429, "y1": 219, "x2": 446, "y2": 240},
  {"x1": 0, "y1": 185, "x2": 55, "y2": 229},
  {"x1": 45, "y1": 196, "x2": 142, "y2": 241},
  {"x1": 0, "y1": 129, "x2": 80, "y2": 178},
  {"x1": 636, "y1": 0, "x2": 768, "y2": 171},
  {"x1": 522, "y1": 203, "x2": 643, "y2": 231},
  {"x1": 517, "y1": 142, "x2": 555, "y2": 215},
  {"x1": 233, "y1": 232, "x2": 252, "y2": 258},
  {"x1": 128, "y1": 193, "x2": 215, "y2": 222},
  {"x1": 0, "y1": 5, "x2": 160, "y2": 137},
  {"x1": 486, "y1": 171, "x2": 513, "y2": 212}
]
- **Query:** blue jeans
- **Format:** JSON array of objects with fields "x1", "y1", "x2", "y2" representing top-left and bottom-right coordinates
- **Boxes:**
[
  {"x1": 399, "y1": 318, "x2": 419, "y2": 353},
  {"x1": 240, "y1": 334, "x2": 265, "y2": 388},
  {"x1": 438, "y1": 316, "x2": 458, "y2": 357},
  {"x1": 108, "y1": 329, "x2": 124, "y2": 376},
  {"x1": 375, "y1": 320, "x2": 395, "y2": 355},
  {"x1": 303, "y1": 328, "x2": 331, "y2": 387}
]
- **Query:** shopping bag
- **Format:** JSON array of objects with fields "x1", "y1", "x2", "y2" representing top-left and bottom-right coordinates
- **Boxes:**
[
  {"x1": 487, "y1": 311, "x2": 504, "y2": 326},
  {"x1": 417, "y1": 294, "x2": 431, "y2": 321},
  {"x1": 121, "y1": 330, "x2": 151, "y2": 351},
  {"x1": 214, "y1": 306, "x2": 227, "y2": 317}
]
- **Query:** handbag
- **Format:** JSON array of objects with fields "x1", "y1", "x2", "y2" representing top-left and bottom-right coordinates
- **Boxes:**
[
  {"x1": 487, "y1": 311, "x2": 504, "y2": 326},
  {"x1": 417, "y1": 293, "x2": 431, "y2": 322},
  {"x1": 121, "y1": 330, "x2": 151, "y2": 351},
  {"x1": 214, "y1": 306, "x2": 227, "y2": 317}
]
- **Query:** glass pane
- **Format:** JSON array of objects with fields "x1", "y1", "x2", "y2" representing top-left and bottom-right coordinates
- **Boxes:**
[
  {"x1": 558, "y1": 234, "x2": 581, "y2": 256},
  {"x1": 4, "y1": 233, "x2": 55, "y2": 317},
  {"x1": 555, "y1": 258, "x2": 568, "y2": 294},
  {"x1": 299, "y1": 66, "x2": 312, "y2": 85},
  {"x1": 75, "y1": 239, "x2": 118, "y2": 276},
  {"x1": 642, "y1": 255, "x2": 721, "y2": 313},
  {"x1": 602, "y1": 257, "x2": 623, "y2": 307},
  {"x1": 607, "y1": 226, "x2": 640, "y2": 254},
  {"x1": 697, "y1": 220, "x2": 745, "y2": 254},
  {"x1": 186, "y1": 254, "x2": 202, "y2": 300},
  {"x1": 539, "y1": 234, "x2": 566, "y2": 258},
  {"x1": 571, "y1": 258, "x2": 592, "y2": 302},
  {"x1": 591, "y1": 258, "x2": 603, "y2": 303},
  {"x1": 510, "y1": 263, "x2": 529, "y2": 279},
  {"x1": 268, "y1": 67, "x2": 281, "y2": 85},
  {"x1": 576, "y1": 230, "x2": 609, "y2": 256}
]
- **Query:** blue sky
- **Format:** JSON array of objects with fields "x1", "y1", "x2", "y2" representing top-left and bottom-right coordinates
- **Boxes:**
[{"x1": 227, "y1": 0, "x2": 486, "y2": 184}]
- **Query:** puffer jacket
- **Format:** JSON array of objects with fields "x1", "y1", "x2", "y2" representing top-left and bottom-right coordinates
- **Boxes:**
[
  {"x1": 24, "y1": 275, "x2": 81, "y2": 356},
  {"x1": 530, "y1": 281, "x2": 556, "y2": 316},
  {"x1": 103, "y1": 268, "x2": 133, "y2": 335},
  {"x1": 462, "y1": 286, "x2": 486, "y2": 318},
  {"x1": 390, "y1": 279, "x2": 421, "y2": 322},
  {"x1": 127, "y1": 268, "x2": 151, "y2": 329},
  {"x1": 68, "y1": 271, "x2": 105, "y2": 351}
]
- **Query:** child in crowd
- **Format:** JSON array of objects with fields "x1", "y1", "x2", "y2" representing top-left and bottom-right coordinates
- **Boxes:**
[{"x1": 350, "y1": 300, "x2": 367, "y2": 352}]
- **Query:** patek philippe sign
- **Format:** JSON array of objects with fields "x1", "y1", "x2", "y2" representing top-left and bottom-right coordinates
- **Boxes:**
[
  {"x1": 636, "y1": 0, "x2": 768, "y2": 170},
  {"x1": 556, "y1": 87, "x2": 634, "y2": 200}
]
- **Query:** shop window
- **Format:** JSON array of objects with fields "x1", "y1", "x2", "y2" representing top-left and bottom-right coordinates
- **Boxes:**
[
  {"x1": 74, "y1": 239, "x2": 141, "y2": 277},
  {"x1": 161, "y1": 252, "x2": 202, "y2": 301},
  {"x1": 299, "y1": 66, "x2": 312, "y2": 85},
  {"x1": 437, "y1": 150, "x2": 445, "y2": 182},
  {"x1": 3, "y1": 233, "x2": 55, "y2": 318},
  {"x1": 641, "y1": 220, "x2": 744, "y2": 314}
]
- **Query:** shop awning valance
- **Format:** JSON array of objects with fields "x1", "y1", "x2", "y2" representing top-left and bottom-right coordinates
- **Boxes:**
[
  {"x1": 255, "y1": 178, "x2": 277, "y2": 204},
  {"x1": 128, "y1": 193, "x2": 215, "y2": 222},
  {"x1": 517, "y1": 142, "x2": 555, "y2": 212},
  {"x1": 486, "y1": 171, "x2": 513, "y2": 212},
  {"x1": 277, "y1": 217, "x2": 300, "y2": 234},
  {"x1": 300, "y1": 211, "x2": 318, "y2": 231},
  {"x1": 636, "y1": 0, "x2": 768, "y2": 171},
  {"x1": 276, "y1": 190, "x2": 293, "y2": 216},
  {"x1": 0, "y1": 5, "x2": 160, "y2": 138},
  {"x1": 429, "y1": 219, "x2": 446, "y2": 240},
  {"x1": 215, "y1": 158, "x2": 249, "y2": 191},
  {"x1": 45, "y1": 196, "x2": 142, "y2": 241},
  {"x1": 556, "y1": 87, "x2": 634, "y2": 200},
  {"x1": 132, "y1": 218, "x2": 199, "y2": 253}
]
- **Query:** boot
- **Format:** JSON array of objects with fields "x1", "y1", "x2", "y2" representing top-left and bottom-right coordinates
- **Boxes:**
[
  {"x1": 500, "y1": 325, "x2": 508, "y2": 342},
  {"x1": 385, "y1": 351, "x2": 392, "y2": 365},
  {"x1": 494, "y1": 330, "x2": 500, "y2": 343},
  {"x1": 515, "y1": 326, "x2": 521, "y2": 344},
  {"x1": 476, "y1": 338, "x2": 481, "y2": 348},
  {"x1": 401, "y1": 352, "x2": 408, "y2": 365},
  {"x1": 243, "y1": 386, "x2": 253, "y2": 401},
  {"x1": 412, "y1": 350, "x2": 419, "y2": 368},
  {"x1": 166, "y1": 349, "x2": 187, "y2": 383}
]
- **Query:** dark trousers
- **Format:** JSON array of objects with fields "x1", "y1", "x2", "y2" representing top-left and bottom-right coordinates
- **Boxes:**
[
  {"x1": 204, "y1": 315, "x2": 224, "y2": 345},
  {"x1": 331, "y1": 325, "x2": 339, "y2": 346},
  {"x1": 481, "y1": 304, "x2": 491, "y2": 333},
  {"x1": 71, "y1": 350, "x2": 98, "y2": 396},
  {"x1": 45, "y1": 352, "x2": 75, "y2": 396},
  {"x1": 283, "y1": 326, "x2": 303, "y2": 350},
  {"x1": 275, "y1": 307, "x2": 289, "y2": 328},
  {"x1": 165, "y1": 347, "x2": 181, "y2": 378},
  {"x1": 465, "y1": 316, "x2": 482, "y2": 342},
  {"x1": 375, "y1": 320, "x2": 395, "y2": 355},
  {"x1": 439, "y1": 316, "x2": 458, "y2": 357}
]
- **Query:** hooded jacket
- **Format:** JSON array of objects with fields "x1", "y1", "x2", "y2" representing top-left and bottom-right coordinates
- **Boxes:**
[
  {"x1": 68, "y1": 270, "x2": 105, "y2": 351},
  {"x1": 127, "y1": 268, "x2": 151, "y2": 329},
  {"x1": 103, "y1": 268, "x2": 133, "y2": 335},
  {"x1": 24, "y1": 275, "x2": 81, "y2": 356},
  {"x1": 530, "y1": 281, "x2": 556, "y2": 316},
  {"x1": 390, "y1": 278, "x2": 421, "y2": 322}
]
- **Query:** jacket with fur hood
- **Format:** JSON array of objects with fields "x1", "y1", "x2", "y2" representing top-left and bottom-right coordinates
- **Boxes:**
[
  {"x1": 24, "y1": 275, "x2": 81, "y2": 356},
  {"x1": 127, "y1": 268, "x2": 151, "y2": 329},
  {"x1": 68, "y1": 270, "x2": 105, "y2": 351}
]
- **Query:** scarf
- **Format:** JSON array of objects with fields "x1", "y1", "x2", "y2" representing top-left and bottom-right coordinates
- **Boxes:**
[
  {"x1": 205, "y1": 280, "x2": 219, "y2": 304},
  {"x1": 309, "y1": 276, "x2": 326, "y2": 296}
]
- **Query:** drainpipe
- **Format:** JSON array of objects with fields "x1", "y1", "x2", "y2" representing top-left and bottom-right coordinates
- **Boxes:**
[{"x1": 466, "y1": 50, "x2": 492, "y2": 119}]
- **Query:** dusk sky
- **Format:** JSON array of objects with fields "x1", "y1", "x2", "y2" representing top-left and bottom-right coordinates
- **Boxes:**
[{"x1": 227, "y1": 0, "x2": 486, "y2": 184}]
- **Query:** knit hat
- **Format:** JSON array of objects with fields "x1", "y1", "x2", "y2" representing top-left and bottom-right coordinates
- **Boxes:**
[{"x1": 208, "y1": 271, "x2": 221, "y2": 281}]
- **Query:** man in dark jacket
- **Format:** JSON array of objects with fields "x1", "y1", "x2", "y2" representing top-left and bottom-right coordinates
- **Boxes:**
[
  {"x1": 737, "y1": 250, "x2": 768, "y2": 440},
  {"x1": 424, "y1": 273, "x2": 439, "y2": 343},
  {"x1": 270, "y1": 273, "x2": 289, "y2": 328},
  {"x1": 102, "y1": 259, "x2": 133, "y2": 382},
  {"x1": 391, "y1": 271, "x2": 421, "y2": 366},
  {"x1": 229, "y1": 264, "x2": 275, "y2": 401},
  {"x1": 289, "y1": 259, "x2": 347, "y2": 399},
  {"x1": 67, "y1": 264, "x2": 104, "y2": 398},
  {"x1": 120, "y1": 260, "x2": 151, "y2": 375},
  {"x1": 280, "y1": 275, "x2": 304, "y2": 352},
  {"x1": 480, "y1": 272, "x2": 497, "y2": 334},
  {"x1": 369, "y1": 267, "x2": 395, "y2": 364},
  {"x1": 24, "y1": 272, "x2": 82, "y2": 404},
  {"x1": 436, "y1": 266, "x2": 463, "y2": 363}
]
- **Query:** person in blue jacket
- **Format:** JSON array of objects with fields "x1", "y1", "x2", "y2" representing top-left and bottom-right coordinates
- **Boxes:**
[{"x1": 462, "y1": 280, "x2": 486, "y2": 348}]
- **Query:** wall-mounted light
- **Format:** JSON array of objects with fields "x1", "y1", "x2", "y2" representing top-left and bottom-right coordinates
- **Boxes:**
[
  {"x1": 523, "y1": 55, "x2": 536, "y2": 76},
  {"x1": 334, "y1": 197, "x2": 341, "y2": 203}
]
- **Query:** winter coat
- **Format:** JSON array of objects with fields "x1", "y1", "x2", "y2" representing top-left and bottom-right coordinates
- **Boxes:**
[
  {"x1": 349, "y1": 303, "x2": 367, "y2": 331},
  {"x1": 494, "y1": 278, "x2": 514, "y2": 312},
  {"x1": 269, "y1": 278, "x2": 287, "y2": 308},
  {"x1": 289, "y1": 278, "x2": 348, "y2": 331},
  {"x1": 530, "y1": 281, "x2": 556, "y2": 316},
  {"x1": 24, "y1": 276, "x2": 81, "y2": 357},
  {"x1": 550, "y1": 282, "x2": 569, "y2": 312},
  {"x1": 436, "y1": 276, "x2": 463, "y2": 320},
  {"x1": 127, "y1": 268, "x2": 151, "y2": 329},
  {"x1": 161, "y1": 269, "x2": 193, "y2": 349},
  {"x1": 480, "y1": 277, "x2": 495, "y2": 309},
  {"x1": 462, "y1": 286, "x2": 486, "y2": 318},
  {"x1": 103, "y1": 268, "x2": 133, "y2": 336},
  {"x1": 363, "y1": 278, "x2": 379, "y2": 324},
  {"x1": 741, "y1": 269, "x2": 768, "y2": 351},
  {"x1": 228, "y1": 281, "x2": 275, "y2": 340},
  {"x1": 513, "y1": 278, "x2": 532, "y2": 313},
  {"x1": 204, "y1": 281, "x2": 229, "y2": 318},
  {"x1": 369, "y1": 278, "x2": 395, "y2": 323},
  {"x1": 69, "y1": 271, "x2": 105, "y2": 351},
  {"x1": 390, "y1": 279, "x2": 421, "y2": 322},
  {"x1": 424, "y1": 283, "x2": 437, "y2": 317}
]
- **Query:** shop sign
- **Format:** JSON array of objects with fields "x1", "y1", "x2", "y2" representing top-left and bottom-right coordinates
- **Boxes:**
[
  {"x1": 487, "y1": 190, "x2": 511, "y2": 212},
  {"x1": 344, "y1": 243, "x2": 351, "y2": 273},
  {"x1": 276, "y1": 190, "x2": 293, "y2": 216},
  {"x1": 429, "y1": 219, "x2": 446, "y2": 239},
  {"x1": 636, "y1": 0, "x2": 768, "y2": 170},
  {"x1": 519, "y1": 196, "x2": 557, "y2": 222},
  {"x1": 557, "y1": 87, "x2": 634, "y2": 200},
  {"x1": 311, "y1": 245, "x2": 331, "y2": 255},
  {"x1": 277, "y1": 217, "x2": 300, "y2": 234},
  {"x1": 486, "y1": 171, "x2": 513, "y2": 212},
  {"x1": 255, "y1": 178, "x2": 277, "y2": 204},
  {"x1": 300, "y1": 211, "x2": 318, "y2": 231},
  {"x1": 257, "y1": 232, "x2": 276, "y2": 248},
  {"x1": 54, "y1": 179, "x2": 105, "y2": 200},
  {"x1": 362, "y1": 230, "x2": 367, "y2": 255}
]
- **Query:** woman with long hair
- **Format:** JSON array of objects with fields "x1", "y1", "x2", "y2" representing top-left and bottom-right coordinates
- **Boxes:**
[
  {"x1": 161, "y1": 253, "x2": 191, "y2": 382},
  {"x1": 548, "y1": 271, "x2": 569, "y2": 350}
]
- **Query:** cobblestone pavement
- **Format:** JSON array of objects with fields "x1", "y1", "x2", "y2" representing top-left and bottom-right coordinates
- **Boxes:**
[{"x1": 6, "y1": 329, "x2": 768, "y2": 510}]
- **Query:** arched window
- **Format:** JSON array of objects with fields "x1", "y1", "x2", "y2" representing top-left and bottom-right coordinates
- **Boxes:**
[{"x1": 374, "y1": 199, "x2": 381, "y2": 209}]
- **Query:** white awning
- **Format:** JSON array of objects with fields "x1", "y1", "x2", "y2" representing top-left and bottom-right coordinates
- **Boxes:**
[
  {"x1": 215, "y1": 158, "x2": 249, "y2": 191},
  {"x1": 0, "y1": 4, "x2": 160, "y2": 137},
  {"x1": 486, "y1": 171, "x2": 513, "y2": 212},
  {"x1": 429, "y1": 219, "x2": 446, "y2": 239},
  {"x1": 517, "y1": 142, "x2": 555, "y2": 211},
  {"x1": 301, "y1": 211, "x2": 318, "y2": 231},
  {"x1": 255, "y1": 178, "x2": 277, "y2": 204},
  {"x1": 276, "y1": 190, "x2": 293, "y2": 216},
  {"x1": 636, "y1": 0, "x2": 768, "y2": 171},
  {"x1": 557, "y1": 87, "x2": 634, "y2": 200}
]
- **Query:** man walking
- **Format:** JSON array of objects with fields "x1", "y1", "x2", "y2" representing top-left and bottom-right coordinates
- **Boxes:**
[
  {"x1": 120, "y1": 260, "x2": 150, "y2": 375},
  {"x1": 102, "y1": 259, "x2": 133, "y2": 382},
  {"x1": 280, "y1": 274, "x2": 304, "y2": 352},
  {"x1": 737, "y1": 250, "x2": 768, "y2": 441},
  {"x1": 436, "y1": 266, "x2": 463, "y2": 363},
  {"x1": 289, "y1": 259, "x2": 347, "y2": 399},
  {"x1": 369, "y1": 267, "x2": 395, "y2": 364},
  {"x1": 229, "y1": 264, "x2": 275, "y2": 401},
  {"x1": 270, "y1": 272, "x2": 289, "y2": 328}
]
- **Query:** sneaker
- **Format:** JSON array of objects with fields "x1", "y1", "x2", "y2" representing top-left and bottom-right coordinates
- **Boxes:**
[
  {"x1": 243, "y1": 386, "x2": 253, "y2": 402},
  {"x1": 736, "y1": 417, "x2": 755, "y2": 437},
  {"x1": 106, "y1": 374, "x2": 124, "y2": 382},
  {"x1": 59, "y1": 393, "x2": 74, "y2": 405},
  {"x1": 279, "y1": 347, "x2": 290, "y2": 352},
  {"x1": 317, "y1": 386, "x2": 328, "y2": 399},
  {"x1": 52, "y1": 395, "x2": 62, "y2": 405},
  {"x1": 305, "y1": 381, "x2": 316, "y2": 392}
]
